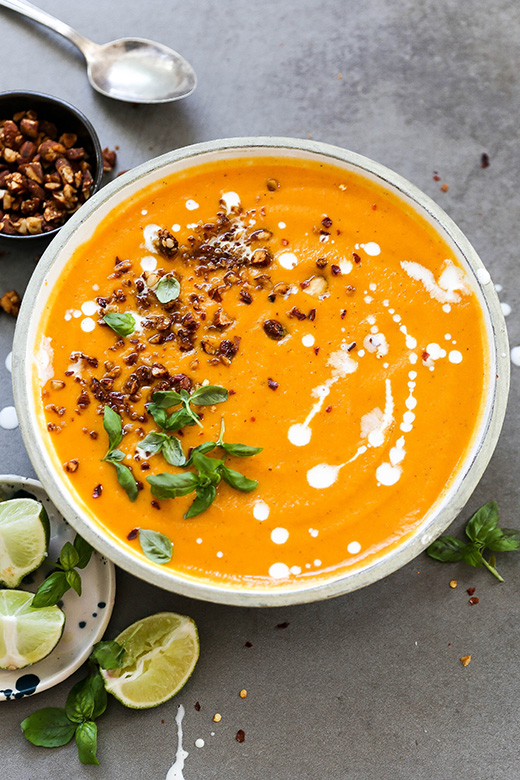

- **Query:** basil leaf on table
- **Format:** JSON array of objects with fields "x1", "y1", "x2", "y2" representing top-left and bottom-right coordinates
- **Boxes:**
[
  {"x1": 426, "y1": 536, "x2": 467, "y2": 563},
  {"x1": 59, "y1": 541, "x2": 80, "y2": 571},
  {"x1": 21, "y1": 707, "x2": 76, "y2": 748},
  {"x1": 75, "y1": 721, "x2": 99, "y2": 766},
  {"x1": 138, "y1": 529, "x2": 173, "y2": 564},
  {"x1": 31, "y1": 571, "x2": 69, "y2": 608},
  {"x1": 65, "y1": 568, "x2": 82, "y2": 597},
  {"x1": 465, "y1": 501, "x2": 499, "y2": 543},
  {"x1": 74, "y1": 534, "x2": 93, "y2": 570},
  {"x1": 103, "y1": 311, "x2": 135, "y2": 337},
  {"x1": 65, "y1": 678, "x2": 96, "y2": 724},
  {"x1": 90, "y1": 640, "x2": 126, "y2": 671}
]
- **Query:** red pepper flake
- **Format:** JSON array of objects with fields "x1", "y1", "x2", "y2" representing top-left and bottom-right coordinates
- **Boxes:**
[
  {"x1": 244, "y1": 641, "x2": 253, "y2": 648},
  {"x1": 321, "y1": 216, "x2": 333, "y2": 228},
  {"x1": 352, "y1": 252, "x2": 361, "y2": 264},
  {"x1": 308, "y1": 308, "x2": 316, "y2": 321},
  {"x1": 281, "y1": 238, "x2": 289, "y2": 246},
  {"x1": 469, "y1": 596, "x2": 479, "y2": 605},
  {"x1": 371, "y1": 204, "x2": 377, "y2": 210},
  {"x1": 314, "y1": 346, "x2": 320, "y2": 355},
  {"x1": 422, "y1": 351, "x2": 430, "y2": 361},
  {"x1": 267, "y1": 378, "x2": 279, "y2": 390},
  {"x1": 229, "y1": 389, "x2": 236, "y2": 395},
  {"x1": 276, "y1": 621, "x2": 290, "y2": 629},
  {"x1": 347, "y1": 342, "x2": 356, "y2": 352},
  {"x1": 151, "y1": 500, "x2": 160, "y2": 509},
  {"x1": 340, "y1": 309, "x2": 347, "y2": 319},
  {"x1": 326, "y1": 405, "x2": 332, "y2": 413},
  {"x1": 433, "y1": 174, "x2": 441, "y2": 181},
  {"x1": 127, "y1": 528, "x2": 139, "y2": 540},
  {"x1": 236, "y1": 730, "x2": 245, "y2": 743},
  {"x1": 466, "y1": 587, "x2": 476, "y2": 596},
  {"x1": 331, "y1": 264, "x2": 341, "y2": 276},
  {"x1": 250, "y1": 416, "x2": 256, "y2": 422},
  {"x1": 92, "y1": 484, "x2": 103, "y2": 499},
  {"x1": 481, "y1": 153, "x2": 490, "y2": 168},
  {"x1": 194, "y1": 701, "x2": 201, "y2": 712}
]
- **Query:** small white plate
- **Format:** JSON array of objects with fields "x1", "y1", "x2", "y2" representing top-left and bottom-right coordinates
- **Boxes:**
[{"x1": 0, "y1": 475, "x2": 116, "y2": 701}]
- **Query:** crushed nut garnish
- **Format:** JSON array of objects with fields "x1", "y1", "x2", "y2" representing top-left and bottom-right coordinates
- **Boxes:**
[
  {"x1": 0, "y1": 289, "x2": 21, "y2": 316},
  {"x1": 64, "y1": 459, "x2": 79, "y2": 473}
]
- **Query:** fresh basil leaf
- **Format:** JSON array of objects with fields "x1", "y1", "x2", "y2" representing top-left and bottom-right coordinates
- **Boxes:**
[
  {"x1": 162, "y1": 436, "x2": 186, "y2": 467},
  {"x1": 90, "y1": 640, "x2": 126, "y2": 671},
  {"x1": 74, "y1": 535, "x2": 93, "y2": 570},
  {"x1": 147, "y1": 472, "x2": 199, "y2": 499},
  {"x1": 184, "y1": 485, "x2": 217, "y2": 519},
  {"x1": 155, "y1": 275, "x2": 181, "y2": 304},
  {"x1": 486, "y1": 528, "x2": 520, "y2": 552},
  {"x1": 151, "y1": 390, "x2": 183, "y2": 409},
  {"x1": 192, "y1": 451, "x2": 223, "y2": 477},
  {"x1": 138, "y1": 431, "x2": 167, "y2": 456},
  {"x1": 103, "y1": 311, "x2": 135, "y2": 338},
  {"x1": 190, "y1": 385, "x2": 229, "y2": 406},
  {"x1": 76, "y1": 721, "x2": 99, "y2": 766},
  {"x1": 111, "y1": 461, "x2": 139, "y2": 502},
  {"x1": 105, "y1": 448, "x2": 126, "y2": 463},
  {"x1": 147, "y1": 404, "x2": 171, "y2": 430},
  {"x1": 21, "y1": 707, "x2": 76, "y2": 748},
  {"x1": 465, "y1": 501, "x2": 499, "y2": 543},
  {"x1": 185, "y1": 441, "x2": 217, "y2": 464},
  {"x1": 426, "y1": 536, "x2": 467, "y2": 562},
  {"x1": 66, "y1": 677, "x2": 95, "y2": 723},
  {"x1": 66, "y1": 568, "x2": 82, "y2": 597},
  {"x1": 221, "y1": 442, "x2": 263, "y2": 458},
  {"x1": 88, "y1": 672, "x2": 108, "y2": 719},
  {"x1": 221, "y1": 466, "x2": 258, "y2": 492},
  {"x1": 32, "y1": 571, "x2": 69, "y2": 608},
  {"x1": 60, "y1": 541, "x2": 80, "y2": 572},
  {"x1": 148, "y1": 404, "x2": 197, "y2": 432},
  {"x1": 103, "y1": 405, "x2": 123, "y2": 452},
  {"x1": 139, "y1": 529, "x2": 173, "y2": 564},
  {"x1": 462, "y1": 542, "x2": 484, "y2": 567}
]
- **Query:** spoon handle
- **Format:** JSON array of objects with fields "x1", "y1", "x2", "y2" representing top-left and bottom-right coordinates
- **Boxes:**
[{"x1": 0, "y1": 0, "x2": 99, "y2": 58}]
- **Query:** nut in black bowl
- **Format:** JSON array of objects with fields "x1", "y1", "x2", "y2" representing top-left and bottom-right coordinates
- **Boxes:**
[{"x1": 0, "y1": 91, "x2": 103, "y2": 240}]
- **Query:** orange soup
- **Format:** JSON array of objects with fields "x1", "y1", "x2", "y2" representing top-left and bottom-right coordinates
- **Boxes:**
[{"x1": 34, "y1": 156, "x2": 488, "y2": 588}]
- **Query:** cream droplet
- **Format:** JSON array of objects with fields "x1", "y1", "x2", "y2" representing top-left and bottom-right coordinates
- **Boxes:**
[
  {"x1": 269, "y1": 562, "x2": 290, "y2": 579},
  {"x1": 271, "y1": 527, "x2": 289, "y2": 545},
  {"x1": 81, "y1": 318, "x2": 96, "y2": 333},
  {"x1": 185, "y1": 199, "x2": 199, "y2": 210},
  {"x1": 0, "y1": 406, "x2": 18, "y2": 429},
  {"x1": 348, "y1": 541, "x2": 361, "y2": 554}
]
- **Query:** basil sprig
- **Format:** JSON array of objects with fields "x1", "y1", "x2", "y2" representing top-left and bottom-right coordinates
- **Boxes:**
[
  {"x1": 102, "y1": 406, "x2": 139, "y2": 502},
  {"x1": 147, "y1": 450, "x2": 258, "y2": 519},
  {"x1": 103, "y1": 311, "x2": 135, "y2": 337},
  {"x1": 21, "y1": 638, "x2": 126, "y2": 765},
  {"x1": 147, "y1": 385, "x2": 229, "y2": 431},
  {"x1": 32, "y1": 534, "x2": 93, "y2": 608},
  {"x1": 427, "y1": 501, "x2": 520, "y2": 581}
]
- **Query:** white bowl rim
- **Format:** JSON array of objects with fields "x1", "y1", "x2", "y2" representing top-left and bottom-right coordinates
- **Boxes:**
[{"x1": 12, "y1": 136, "x2": 510, "y2": 607}]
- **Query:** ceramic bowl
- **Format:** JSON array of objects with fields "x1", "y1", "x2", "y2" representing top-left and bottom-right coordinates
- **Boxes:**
[
  {"x1": 0, "y1": 91, "x2": 103, "y2": 241},
  {"x1": 11, "y1": 138, "x2": 510, "y2": 606}
]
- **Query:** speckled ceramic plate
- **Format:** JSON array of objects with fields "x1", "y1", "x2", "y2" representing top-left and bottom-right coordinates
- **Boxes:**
[{"x1": 0, "y1": 475, "x2": 115, "y2": 701}]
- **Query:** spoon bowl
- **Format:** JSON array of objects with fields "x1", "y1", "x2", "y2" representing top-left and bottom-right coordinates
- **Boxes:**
[{"x1": 87, "y1": 38, "x2": 197, "y2": 103}]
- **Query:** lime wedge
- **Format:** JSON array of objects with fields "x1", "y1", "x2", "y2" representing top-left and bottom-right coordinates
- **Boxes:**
[
  {"x1": 0, "y1": 590, "x2": 65, "y2": 670},
  {"x1": 0, "y1": 498, "x2": 50, "y2": 588},
  {"x1": 101, "y1": 612, "x2": 199, "y2": 708}
]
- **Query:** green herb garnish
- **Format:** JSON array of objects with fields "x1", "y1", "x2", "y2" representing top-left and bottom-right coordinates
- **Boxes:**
[
  {"x1": 147, "y1": 449, "x2": 259, "y2": 519},
  {"x1": 103, "y1": 311, "x2": 135, "y2": 337},
  {"x1": 427, "y1": 501, "x2": 520, "y2": 581},
  {"x1": 148, "y1": 385, "x2": 229, "y2": 431},
  {"x1": 155, "y1": 275, "x2": 181, "y2": 304},
  {"x1": 102, "y1": 406, "x2": 138, "y2": 502},
  {"x1": 138, "y1": 529, "x2": 173, "y2": 564},
  {"x1": 21, "y1": 639, "x2": 126, "y2": 765},
  {"x1": 32, "y1": 534, "x2": 93, "y2": 608}
]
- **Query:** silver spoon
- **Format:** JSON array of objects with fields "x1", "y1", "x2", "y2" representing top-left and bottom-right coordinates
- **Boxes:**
[{"x1": 0, "y1": 0, "x2": 197, "y2": 103}]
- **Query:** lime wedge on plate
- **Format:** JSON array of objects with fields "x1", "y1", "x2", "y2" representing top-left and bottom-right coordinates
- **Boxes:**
[
  {"x1": 0, "y1": 498, "x2": 50, "y2": 588},
  {"x1": 0, "y1": 590, "x2": 65, "y2": 670},
  {"x1": 101, "y1": 612, "x2": 199, "y2": 708}
]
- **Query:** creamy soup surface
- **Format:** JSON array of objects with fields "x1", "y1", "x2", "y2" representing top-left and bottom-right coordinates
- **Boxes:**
[{"x1": 35, "y1": 156, "x2": 488, "y2": 588}]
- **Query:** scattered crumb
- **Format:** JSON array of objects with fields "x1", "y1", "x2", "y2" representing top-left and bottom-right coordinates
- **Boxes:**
[
  {"x1": 460, "y1": 655, "x2": 471, "y2": 667},
  {"x1": 440, "y1": 183, "x2": 449, "y2": 192},
  {"x1": 469, "y1": 596, "x2": 479, "y2": 605},
  {"x1": 0, "y1": 289, "x2": 20, "y2": 317},
  {"x1": 449, "y1": 580, "x2": 457, "y2": 589},
  {"x1": 337, "y1": 73, "x2": 342, "y2": 79},
  {"x1": 244, "y1": 641, "x2": 253, "y2": 648},
  {"x1": 194, "y1": 701, "x2": 201, "y2": 712},
  {"x1": 467, "y1": 587, "x2": 475, "y2": 595},
  {"x1": 239, "y1": 689, "x2": 247, "y2": 699},
  {"x1": 481, "y1": 152, "x2": 490, "y2": 168},
  {"x1": 213, "y1": 713, "x2": 222, "y2": 723},
  {"x1": 276, "y1": 621, "x2": 290, "y2": 629},
  {"x1": 307, "y1": 133, "x2": 313, "y2": 139},
  {"x1": 236, "y1": 729, "x2": 245, "y2": 743}
]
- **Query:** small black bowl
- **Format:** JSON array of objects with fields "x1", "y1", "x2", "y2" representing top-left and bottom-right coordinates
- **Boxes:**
[{"x1": 0, "y1": 90, "x2": 103, "y2": 241}]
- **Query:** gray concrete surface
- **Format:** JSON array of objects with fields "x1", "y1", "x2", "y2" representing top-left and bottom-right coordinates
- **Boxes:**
[{"x1": 1, "y1": 1, "x2": 520, "y2": 778}]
